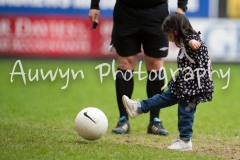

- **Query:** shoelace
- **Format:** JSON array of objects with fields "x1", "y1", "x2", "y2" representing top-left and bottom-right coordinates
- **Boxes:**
[
  {"x1": 172, "y1": 138, "x2": 182, "y2": 144},
  {"x1": 117, "y1": 120, "x2": 126, "y2": 126},
  {"x1": 131, "y1": 98, "x2": 140, "y2": 107},
  {"x1": 117, "y1": 116, "x2": 127, "y2": 125},
  {"x1": 132, "y1": 98, "x2": 140, "y2": 103},
  {"x1": 156, "y1": 122, "x2": 163, "y2": 127}
]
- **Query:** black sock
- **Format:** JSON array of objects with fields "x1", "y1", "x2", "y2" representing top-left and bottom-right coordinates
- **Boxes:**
[
  {"x1": 147, "y1": 71, "x2": 165, "y2": 122},
  {"x1": 115, "y1": 68, "x2": 134, "y2": 120}
]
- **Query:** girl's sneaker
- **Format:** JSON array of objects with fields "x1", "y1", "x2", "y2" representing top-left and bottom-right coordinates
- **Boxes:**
[
  {"x1": 122, "y1": 95, "x2": 141, "y2": 119},
  {"x1": 168, "y1": 138, "x2": 192, "y2": 151}
]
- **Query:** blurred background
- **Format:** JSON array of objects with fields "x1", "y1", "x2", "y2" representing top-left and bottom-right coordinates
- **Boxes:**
[{"x1": 0, "y1": 0, "x2": 239, "y2": 62}]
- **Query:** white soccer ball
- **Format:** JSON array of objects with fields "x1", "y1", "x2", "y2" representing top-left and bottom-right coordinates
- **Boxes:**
[{"x1": 75, "y1": 107, "x2": 108, "y2": 141}]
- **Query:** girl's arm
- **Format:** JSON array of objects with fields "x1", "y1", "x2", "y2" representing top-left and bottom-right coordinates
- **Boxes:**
[
  {"x1": 188, "y1": 39, "x2": 201, "y2": 50},
  {"x1": 189, "y1": 39, "x2": 213, "y2": 71}
]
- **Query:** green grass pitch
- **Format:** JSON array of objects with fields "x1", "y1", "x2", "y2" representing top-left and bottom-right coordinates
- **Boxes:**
[{"x1": 0, "y1": 58, "x2": 239, "y2": 160}]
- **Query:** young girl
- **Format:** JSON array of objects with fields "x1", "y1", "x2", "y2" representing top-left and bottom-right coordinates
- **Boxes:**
[{"x1": 122, "y1": 12, "x2": 214, "y2": 151}]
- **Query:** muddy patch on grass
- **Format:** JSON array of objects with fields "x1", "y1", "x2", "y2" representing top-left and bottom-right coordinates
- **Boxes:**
[{"x1": 107, "y1": 133, "x2": 240, "y2": 160}]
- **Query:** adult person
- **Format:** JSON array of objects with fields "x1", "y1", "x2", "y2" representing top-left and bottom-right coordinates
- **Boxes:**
[{"x1": 88, "y1": 0, "x2": 188, "y2": 135}]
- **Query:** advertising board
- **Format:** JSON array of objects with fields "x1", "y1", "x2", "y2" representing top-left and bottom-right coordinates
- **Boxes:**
[{"x1": 1, "y1": 0, "x2": 240, "y2": 62}]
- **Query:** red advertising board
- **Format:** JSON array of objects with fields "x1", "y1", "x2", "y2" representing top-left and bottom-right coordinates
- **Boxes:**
[{"x1": 0, "y1": 16, "x2": 115, "y2": 58}]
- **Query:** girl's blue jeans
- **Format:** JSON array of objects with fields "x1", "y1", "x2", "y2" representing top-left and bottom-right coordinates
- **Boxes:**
[{"x1": 140, "y1": 89, "x2": 197, "y2": 140}]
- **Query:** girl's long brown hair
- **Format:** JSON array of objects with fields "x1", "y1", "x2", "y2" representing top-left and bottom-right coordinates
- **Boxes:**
[{"x1": 162, "y1": 12, "x2": 198, "y2": 47}]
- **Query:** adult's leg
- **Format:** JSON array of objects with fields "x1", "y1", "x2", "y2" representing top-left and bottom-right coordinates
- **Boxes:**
[
  {"x1": 112, "y1": 55, "x2": 138, "y2": 134},
  {"x1": 115, "y1": 55, "x2": 138, "y2": 119},
  {"x1": 145, "y1": 56, "x2": 165, "y2": 121},
  {"x1": 140, "y1": 1, "x2": 169, "y2": 127},
  {"x1": 140, "y1": 88, "x2": 173, "y2": 135},
  {"x1": 111, "y1": 0, "x2": 142, "y2": 134}
]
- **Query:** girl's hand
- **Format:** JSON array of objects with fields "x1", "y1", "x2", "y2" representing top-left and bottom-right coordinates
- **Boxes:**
[{"x1": 189, "y1": 40, "x2": 201, "y2": 50}]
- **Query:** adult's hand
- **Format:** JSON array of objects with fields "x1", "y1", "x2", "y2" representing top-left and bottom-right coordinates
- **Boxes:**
[
  {"x1": 175, "y1": 8, "x2": 185, "y2": 14},
  {"x1": 88, "y1": 9, "x2": 100, "y2": 23}
]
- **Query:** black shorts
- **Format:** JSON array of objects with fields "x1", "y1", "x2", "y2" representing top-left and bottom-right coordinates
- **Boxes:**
[{"x1": 111, "y1": 0, "x2": 169, "y2": 58}]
